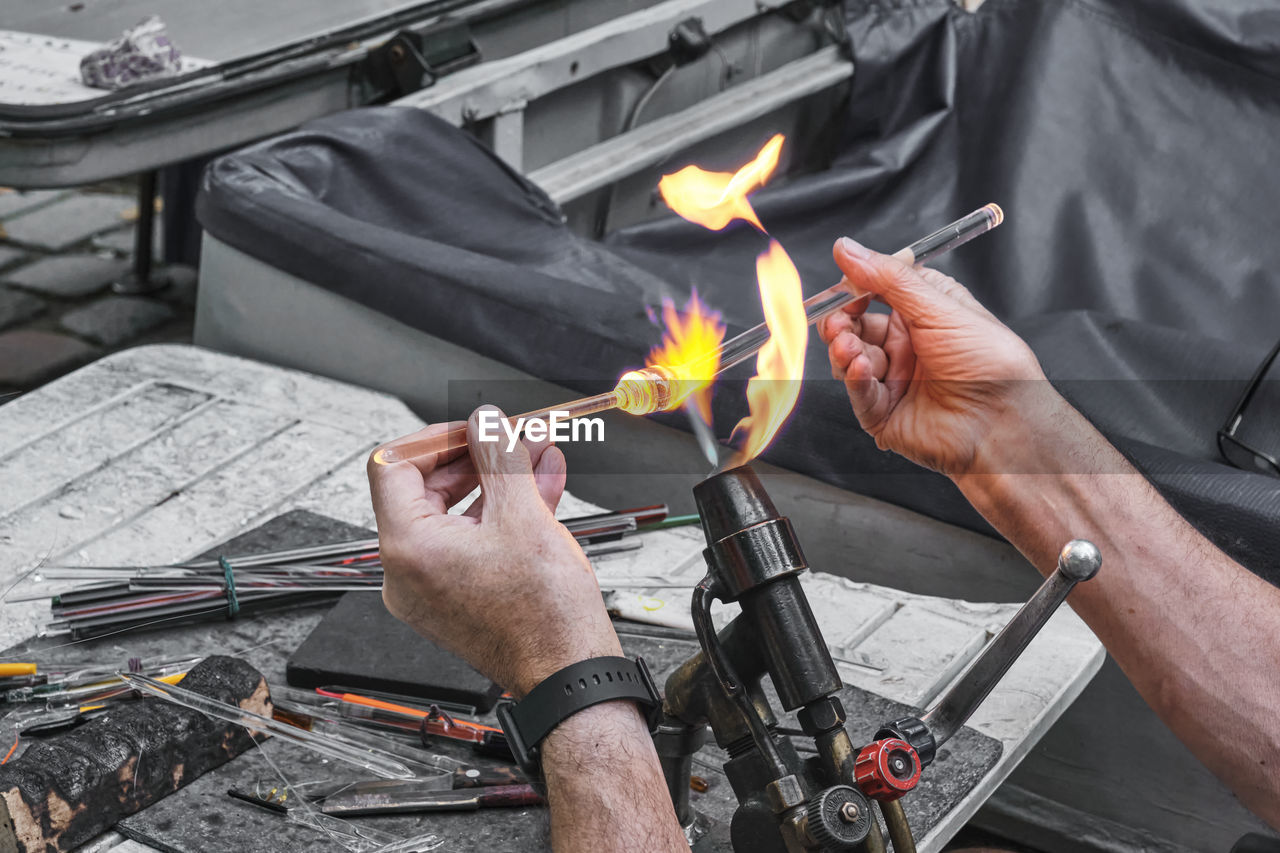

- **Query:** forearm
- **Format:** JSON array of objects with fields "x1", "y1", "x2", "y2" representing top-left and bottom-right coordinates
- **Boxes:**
[
  {"x1": 954, "y1": 389, "x2": 1280, "y2": 826},
  {"x1": 541, "y1": 700, "x2": 689, "y2": 852}
]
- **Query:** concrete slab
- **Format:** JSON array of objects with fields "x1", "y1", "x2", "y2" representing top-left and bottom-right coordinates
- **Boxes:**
[
  {"x1": 4, "y1": 254, "x2": 131, "y2": 299},
  {"x1": 0, "y1": 189, "x2": 66, "y2": 219},
  {"x1": 0, "y1": 286, "x2": 46, "y2": 332},
  {"x1": 0, "y1": 329, "x2": 98, "y2": 386},
  {"x1": 0, "y1": 247, "x2": 27, "y2": 271},
  {"x1": 0, "y1": 194, "x2": 133, "y2": 251},
  {"x1": 92, "y1": 224, "x2": 164, "y2": 258},
  {"x1": 60, "y1": 295, "x2": 177, "y2": 346}
]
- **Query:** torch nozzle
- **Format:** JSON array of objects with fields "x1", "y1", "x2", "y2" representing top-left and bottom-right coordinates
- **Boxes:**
[{"x1": 372, "y1": 205, "x2": 1002, "y2": 466}]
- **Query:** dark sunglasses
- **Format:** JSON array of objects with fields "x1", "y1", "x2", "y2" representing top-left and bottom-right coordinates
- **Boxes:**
[{"x1": 1218, "y1": 337, "x2": 1280, "y2": 478}]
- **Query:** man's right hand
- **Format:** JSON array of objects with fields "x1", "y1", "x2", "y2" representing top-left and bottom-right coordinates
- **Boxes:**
[
  {"x1": 368, "y1": 408, "x2": 691, "y2": 852},
  {"x1": 818, "y1": 237, "x2": 1050, "y2": 477},
  {"x1": 367, "y1": 407, "x2": 622, "y2": 699}
]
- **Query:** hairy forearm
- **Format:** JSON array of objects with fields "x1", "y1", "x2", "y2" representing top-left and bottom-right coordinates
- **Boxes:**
[
  {"x1": 541, "y1": 701, "x2": 689, "y2": 852},
  {"x1": 953, "y1": 388, "x2": 1280, "y2": 826}
]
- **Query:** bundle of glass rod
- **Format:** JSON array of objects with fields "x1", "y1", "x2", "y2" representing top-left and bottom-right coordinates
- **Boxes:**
[
  {"x1": 43, "y1": 546, "x2": 384, "y2": 640},
  {"x1": 27, "y1": 505, "x2": 670, "y2": 639}
]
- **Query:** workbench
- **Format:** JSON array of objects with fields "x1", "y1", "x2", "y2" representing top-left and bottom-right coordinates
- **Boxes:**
[{"x1": 0, "y1": 345, "x2": 1104, "y2": 852}]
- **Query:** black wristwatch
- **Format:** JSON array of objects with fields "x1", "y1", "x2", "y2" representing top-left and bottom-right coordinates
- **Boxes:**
[{"x1": 496, "y1": 656, "x2": 662, "y2": 785}]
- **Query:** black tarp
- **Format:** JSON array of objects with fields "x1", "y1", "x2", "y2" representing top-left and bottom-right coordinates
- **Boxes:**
[{"x1": 198, "y1": 0, "x2": 1280, "y2": 579}]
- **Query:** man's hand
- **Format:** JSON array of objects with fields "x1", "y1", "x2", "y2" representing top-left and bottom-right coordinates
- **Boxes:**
[
  {"x1": 819, "y1": 236, "x2": 1280, "y2": 826},
  {"x1": 818, "y1": 237, "x2": 1047, "y2": 476},
  {"x1": 368, "y1": 408, "x2": 691, "y2": 852},
  {"x1": 367, "y1": 406, "x2": 621, "y2": 697}
]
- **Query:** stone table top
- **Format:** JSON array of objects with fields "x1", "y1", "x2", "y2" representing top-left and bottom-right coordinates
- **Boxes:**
[{"x1": 0, "y1": 344, "x2": 1105, "y2": 852}]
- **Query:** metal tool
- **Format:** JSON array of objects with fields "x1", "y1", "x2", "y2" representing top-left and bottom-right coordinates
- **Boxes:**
[
  {"x1": 322, "y1": 783, "x2": 543, "y2": 816},
  {"x1": 877, "y1": 540, "x2": 1103, "y2": 764},
  {"x1": 231, "y1": 764, "x2": 524, "y2": 812},
  {"x1": 227, "y1": 783, "x2": 447, "y2": 852},
  {"x1": 325, "y1": 768, "x2": 524, "y2": 794},
  {"x1": 654, "y1": 465, "x2": 1100, "y2": 852}
]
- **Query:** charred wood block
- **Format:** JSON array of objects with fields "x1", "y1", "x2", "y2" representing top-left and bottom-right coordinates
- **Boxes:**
[{"x1": 0, "y1": 655, "x2": 271, "y2": 853}]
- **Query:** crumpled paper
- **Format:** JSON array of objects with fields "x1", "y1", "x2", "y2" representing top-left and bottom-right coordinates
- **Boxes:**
[{"x1": 80, "y1": 15, "x2": 184, "y2": 91}]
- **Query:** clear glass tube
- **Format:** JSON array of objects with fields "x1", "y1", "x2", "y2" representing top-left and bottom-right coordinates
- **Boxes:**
[
  {"x1": 900, "y1": 203, "x2": 1003, "y2": 265},
  {"x1": 372, "y1": 205, "x2": 1002, "y2": 466},
  {"x1": 373, "y1": 390, "x2": 621, "y2": 465},
  {"x1": 273, "y1": 701, "x2": 456, "y2": 780},
  {"x1": 711, "y1": 204, "x2": 1003, "y2": 374},
  {"x1": 119, "y1": 672, "x2": 416, "y2": 779},
  {"x1": 372, "y1": 382, "x2": 655, "y2": 465}
]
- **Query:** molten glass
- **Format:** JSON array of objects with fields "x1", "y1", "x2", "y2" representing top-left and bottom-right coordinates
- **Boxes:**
[{"x1": 642, "y1": 292, "x2": 724, "y2": 424}]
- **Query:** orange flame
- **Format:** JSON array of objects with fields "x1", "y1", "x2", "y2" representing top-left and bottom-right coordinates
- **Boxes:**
[
  {"x1": 728, "y1": 241, "x2": 807, "y2": 462},
  {"x1": 657, "y1": 134, "x2": 783, "y2": 232},
  {"x1": 647, "y1": 291, "x2": 724, "y2": 421},
  {"x1": 650, "y1": 134, "x2": 808, "y2": 463}
]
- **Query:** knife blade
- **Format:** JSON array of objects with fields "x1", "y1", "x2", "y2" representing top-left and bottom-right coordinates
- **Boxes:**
[
  {"x1": 321, "y1": 783, "x2": 542, "y2": 816},
  {"x1": 334, "y1": 765, "x2": 524, "y2": 796}
]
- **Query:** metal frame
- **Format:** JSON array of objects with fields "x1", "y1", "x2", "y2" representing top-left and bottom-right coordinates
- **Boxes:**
[
  {"x1": 527, "y1": 45, "x2": 851, "y2": 204},
  {"x1": 0, "y1": 0, "x2": 664, "y2": 187},
  {"x1": 398, "y1": 0, "x2": 800, "y2": 127},
  {"x1": 397, "y1": 0, "x2": 852, "y2": 200}
]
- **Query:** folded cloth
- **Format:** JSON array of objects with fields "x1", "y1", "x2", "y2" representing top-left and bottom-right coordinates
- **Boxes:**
[{"x1": 80, "y1": 15, "x2": 183, "y2": 91}]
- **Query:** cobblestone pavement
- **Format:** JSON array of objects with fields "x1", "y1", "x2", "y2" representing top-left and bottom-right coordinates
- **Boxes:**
[{"x1": 0, "y1": 185, "x2": 195, "y2": 400}]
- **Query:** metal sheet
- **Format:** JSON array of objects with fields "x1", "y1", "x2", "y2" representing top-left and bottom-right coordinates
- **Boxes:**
[
  {"x1": 5, "y1": 0, "x2": 454, "y2": 65},
  {"x1": 400, "y1": 0, "x2": 798, "y2": 124},
  {"x1": 0, "y1": 0, "x2": 665, "y2": 186},
  {"x1": 527, "y1": 46, "x2": 852, "y2": 205}
]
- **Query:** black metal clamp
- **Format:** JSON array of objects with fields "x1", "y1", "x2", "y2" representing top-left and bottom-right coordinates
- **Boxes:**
[{"x1": 363, "y1": 23, "x2": 480, "y2": 98}]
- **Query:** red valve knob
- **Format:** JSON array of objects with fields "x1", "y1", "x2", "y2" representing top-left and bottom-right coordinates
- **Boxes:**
[{"x1": 853, "y1": 738, "x2": 921, "y2": 801}]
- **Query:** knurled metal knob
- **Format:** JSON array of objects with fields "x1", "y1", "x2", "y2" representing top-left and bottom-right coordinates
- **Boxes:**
[
  {"x1": 854, "y1": 738, "x2": 922, "y2": 802},
  {"x1": 804, "y1": 785, "x2": 871, "y2": 850},
  {"x1": 874, "y1": 716, "x2": 937, "y2": 768}
]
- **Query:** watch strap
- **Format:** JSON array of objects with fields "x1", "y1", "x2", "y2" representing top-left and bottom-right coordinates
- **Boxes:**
[{"x1": 496, "y1": 656, "x2": 660, "y2": 780}]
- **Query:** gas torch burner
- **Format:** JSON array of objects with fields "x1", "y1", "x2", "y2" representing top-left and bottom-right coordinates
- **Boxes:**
[{"x1": 656, "y1": 465, "x2": 1101, "y2": 853}]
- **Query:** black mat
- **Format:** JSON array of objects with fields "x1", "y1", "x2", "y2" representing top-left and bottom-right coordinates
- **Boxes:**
[
  {"x1": 7, "y1": 511, "x2": 1000, "y2": 851},
  {"x1": 288, "y1": 592, "x2": 504, "y2": 712}
]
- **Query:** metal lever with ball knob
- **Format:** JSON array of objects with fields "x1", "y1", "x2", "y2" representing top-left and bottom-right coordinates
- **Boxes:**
[{"x1": 877, "y1": 541, "x2": 1103, "y2": 773}]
